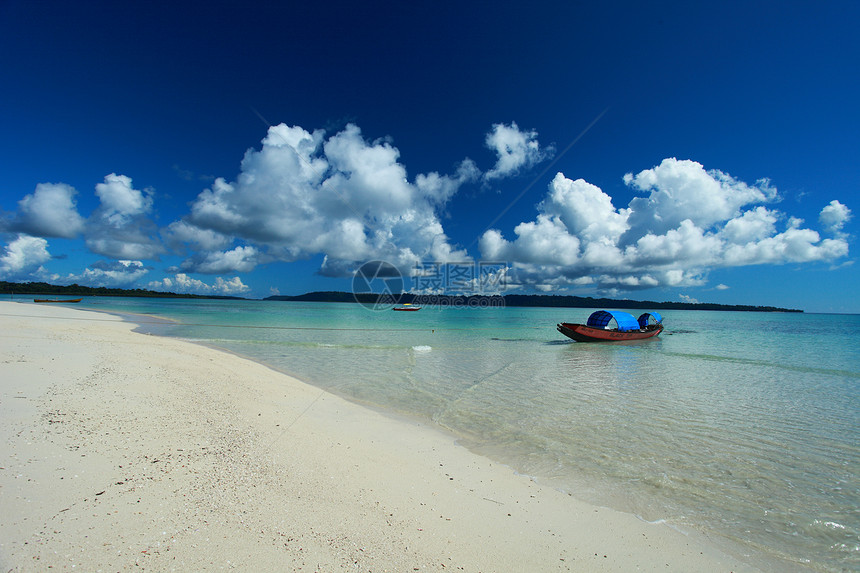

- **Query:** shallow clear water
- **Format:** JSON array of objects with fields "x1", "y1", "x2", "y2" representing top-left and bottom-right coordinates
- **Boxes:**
[{"x1": 70, "y1": 298, "x2": 859, "y2": 571}]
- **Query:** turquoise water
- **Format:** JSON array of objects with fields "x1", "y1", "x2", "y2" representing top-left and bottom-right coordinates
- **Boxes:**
[{"x1": 68, "y1": 298, "x2": 859, "y2": 571}]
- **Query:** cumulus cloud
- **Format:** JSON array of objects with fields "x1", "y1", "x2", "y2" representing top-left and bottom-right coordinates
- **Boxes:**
[
  {"x1": 627, "y1": 219, "x2": 723, "y2": 267},
  {"x1": 481, "y1": 215, "x2": 581, "y2": 266},
  {"x1": 172, "y1": 123, "x2": 478, "y2": 277},
  {"x1": 147, "y1": 273, "x2": 250, "y2": 295},
  {"x1": 541, "y1": 174, "x2": 629, "y2": 244},
  {"x1": 85, "y1": 174, "x2": 164, "y2": 260},
  {"x1": 57, "y1": 260, "x2": 150, "y2": 287},
  {"x1": 721, "y1": 226, "x2": 848, "y2": 266},
  {"x1": 0, "y1": 235, "x2": 52, "y2": 278},
  {"x1": 8, "y1": 183, "x2": 85, "y2": 238},
  {"x1": 176, "y1": 245, "x2": 261, "y2": 274},
  {"x1": 95, "y1": 173, "x2": 154, "y2": 224},
  {"x1": 5, "y1": 120, "x2": 848, "y2": 300},
  {"x1": 819, "y1": 200, "x2": 852, "y2": 234},
  {"x1": 481, "y1": 159, "x2": 851, "y2": 292},
  {"x1": 3, "y1": 121, "x2": 550, "y2": 288},
  {"x1": 720, "y1": 206, "x2": 778, "y2": 244},
  {"x1": 3, "y1": 175, "x2": 163, "y2": 262},
  {"x1": 622, "y1": 158, "x2": 777, "y2": 240},
  {"x1": 163, "y1": 220, "x2": 233, "y2": 252},
  {"x1": 484, "y1": 122, "x2": 552, "y2": 180},
  {"x1": 416, "y1": 159, "x2": 480, "y2": 204}
]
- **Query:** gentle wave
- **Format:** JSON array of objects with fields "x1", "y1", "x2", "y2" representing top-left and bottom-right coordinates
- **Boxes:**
[{"x1": 662, "y1": 350, "x2": 860, "y2": 378}]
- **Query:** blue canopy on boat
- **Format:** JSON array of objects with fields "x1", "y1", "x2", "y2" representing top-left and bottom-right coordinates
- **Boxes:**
[
  {"x1": 586, "y1": 310, "x2": 640, "y2": 332},
  {"x1": 637, "y1": 312, "x2": 663, "y2": 328}
]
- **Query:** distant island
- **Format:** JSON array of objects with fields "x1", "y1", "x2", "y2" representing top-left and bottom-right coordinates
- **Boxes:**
[
  {"x1": 0, "y1": 282, "x2": 802, "y2": 312},
  {"x1": 0, "y1": 281, "x2": 245, "y2": 300},
  {"x1": 265, "y1": 291, "x2": 803, "y2": 313}
]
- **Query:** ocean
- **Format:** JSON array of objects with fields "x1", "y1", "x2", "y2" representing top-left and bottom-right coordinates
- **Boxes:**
[{"x1": 70, "y1": 297, "x2": 859, "y2": 571}]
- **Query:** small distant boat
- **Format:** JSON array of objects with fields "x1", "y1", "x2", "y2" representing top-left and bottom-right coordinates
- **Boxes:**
[
  {"x1": 34, "y1": 298, "x2": 83, "y2": 303},
  {"x1": 557, "y1": 310, "x2": 663, "y2": 342},
  {"x1": 393, "y1": 304, "x2": 421, "y2": 311}
]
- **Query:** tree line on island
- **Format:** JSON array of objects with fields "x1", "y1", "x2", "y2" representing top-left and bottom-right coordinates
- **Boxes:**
[
  {"x1": 266, "y1": 291, "x2": 802, "y2": 312},
  {"x1": 0, "y1": 281, "x2": 802, "y2": 312},
  {"x1": 0, "y1": 281, "x2": 243, "y2": 300}
]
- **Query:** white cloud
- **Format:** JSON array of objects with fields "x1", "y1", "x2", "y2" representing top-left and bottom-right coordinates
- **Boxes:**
[
  {"x1": 164, "y1": 220, "x2": 233, "y2": 251},
  {"x1": 323, "y1": 124, "x2": 416, "y2": 214},
  {"x1": 722, "y1": 226, "x2": 849, "y2": 266},
  {"x1": 598, "y1": 269, "x2": 705, "y2": 289},
  {"x1": 627, "y1": 219, "x2": 723, "y2": 266},
  {"x1": 541, "y1": 173, "x2": 628, "y2": 243},
  {"x1": 213, "y1": 276, "x2": 250, "y2": 294},
  {"x1": 416, "y1": 159, "x2": 480, "y2": 204},
  {"x1": 0, "y1": 235, "x2": 52, "y2": 278},
  {"x1": 480, "y1": 215, "x2": 580, "y2": 266},
  {"x1": 819, "y1": 200, "x2": 852, "y2": 234},
  {"x1": 11, "y1": 183, "x2": 85, "y2": 238},
  {"x1": 622, "y1": 158, "x2": 777, "y2": 240},
  {"x1": 481, "y1": 161, "x2": 851, "y2": 293},
  {"x1": 3, "y1": 122, "x2": 549, "y2": 286},
  {"x1": 178, "y1": 245, "x2": 261, "y2": 274},
  {"x1": 173, "y1": 123, "x2": 476, "y2": 277},
  {"x1": 484, "y1": 122, "x2": 552, "y2": 180},
  {"x1": 84, "y1": 237, "x2": 162, "y2": 260},
  {"x1": 95, "y1": 173, "x2": 153, "y2": 225},
  {"x1": 58, "y1": 260, "x2": 150, "y2": 287},
  {"x1": 147, "y1": 273, "x2": 250, "y2": 295},
  {"x1": 720, "y1": 206, "x2": 778, "y2": 244},
  {"x1": 5, "y1": 120, "x2": 849, "y2": 300},
  {"x1": 86, "y1": 174, "x2": 164, "y2": 260},
  {"x1": 4, "y1": 175, "x2": 163, "y2": 263}
]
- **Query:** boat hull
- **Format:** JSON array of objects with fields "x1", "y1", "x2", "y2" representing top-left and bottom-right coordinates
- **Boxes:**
[
  {"x1": 556, "y1": 322, "x2": 663, "y2": 342},
  {"x1": 34, "y1": 298, "x2": 83, "y2": 303},
  {"x1": 393, "y1": 307, "x2": 421, "y2": 311}
]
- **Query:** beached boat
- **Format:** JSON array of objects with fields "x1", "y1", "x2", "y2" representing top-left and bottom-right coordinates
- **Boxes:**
[
  {"x1": 557, "y1": 310, "x2": 663, "y2": 342},
  {"x1": 34, "y1": 298, "x2": 83, "y2": 303}
]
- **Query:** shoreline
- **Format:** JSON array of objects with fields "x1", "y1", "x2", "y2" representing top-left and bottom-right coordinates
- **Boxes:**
[{"x1": 1, "y1": 301, "x2": 779, "y2": 571}]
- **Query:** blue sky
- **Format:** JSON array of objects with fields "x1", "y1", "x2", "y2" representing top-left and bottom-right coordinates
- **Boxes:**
[{"x1": 1, "y1": 1, "x2": 857, "y2": 312}]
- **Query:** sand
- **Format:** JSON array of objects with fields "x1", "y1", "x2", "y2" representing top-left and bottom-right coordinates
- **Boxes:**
[{"x1": 0, "y1": 300, "x2": 764, "y2": 572}]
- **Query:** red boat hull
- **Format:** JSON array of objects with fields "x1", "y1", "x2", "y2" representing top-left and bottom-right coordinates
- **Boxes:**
[{"x1": 557, "y1": 322, "x2": 663, "y2": 342}]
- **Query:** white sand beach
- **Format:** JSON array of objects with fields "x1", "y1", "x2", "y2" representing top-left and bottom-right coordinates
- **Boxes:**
[{"x1": 0, "y1": 301, "x2": 763, "y2": 572}]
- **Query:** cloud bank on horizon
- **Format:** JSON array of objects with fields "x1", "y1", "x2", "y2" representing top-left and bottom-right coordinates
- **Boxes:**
[{"x1": 0, "y1": 122, "x2": 852, "y2": 297}]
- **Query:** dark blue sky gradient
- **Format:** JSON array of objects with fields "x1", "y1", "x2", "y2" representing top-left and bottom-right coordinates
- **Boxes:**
[{"x1": 1, "y1": 1, "x2": 857, "y2": 311}]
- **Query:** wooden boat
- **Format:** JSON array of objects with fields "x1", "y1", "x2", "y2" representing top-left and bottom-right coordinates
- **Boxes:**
[
  {"x1": 557, "y1": 310, "x2": 663, "y2": 342},
  {"x1": 34, "y1": 298, "x2": 83, "y2": 303}
]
